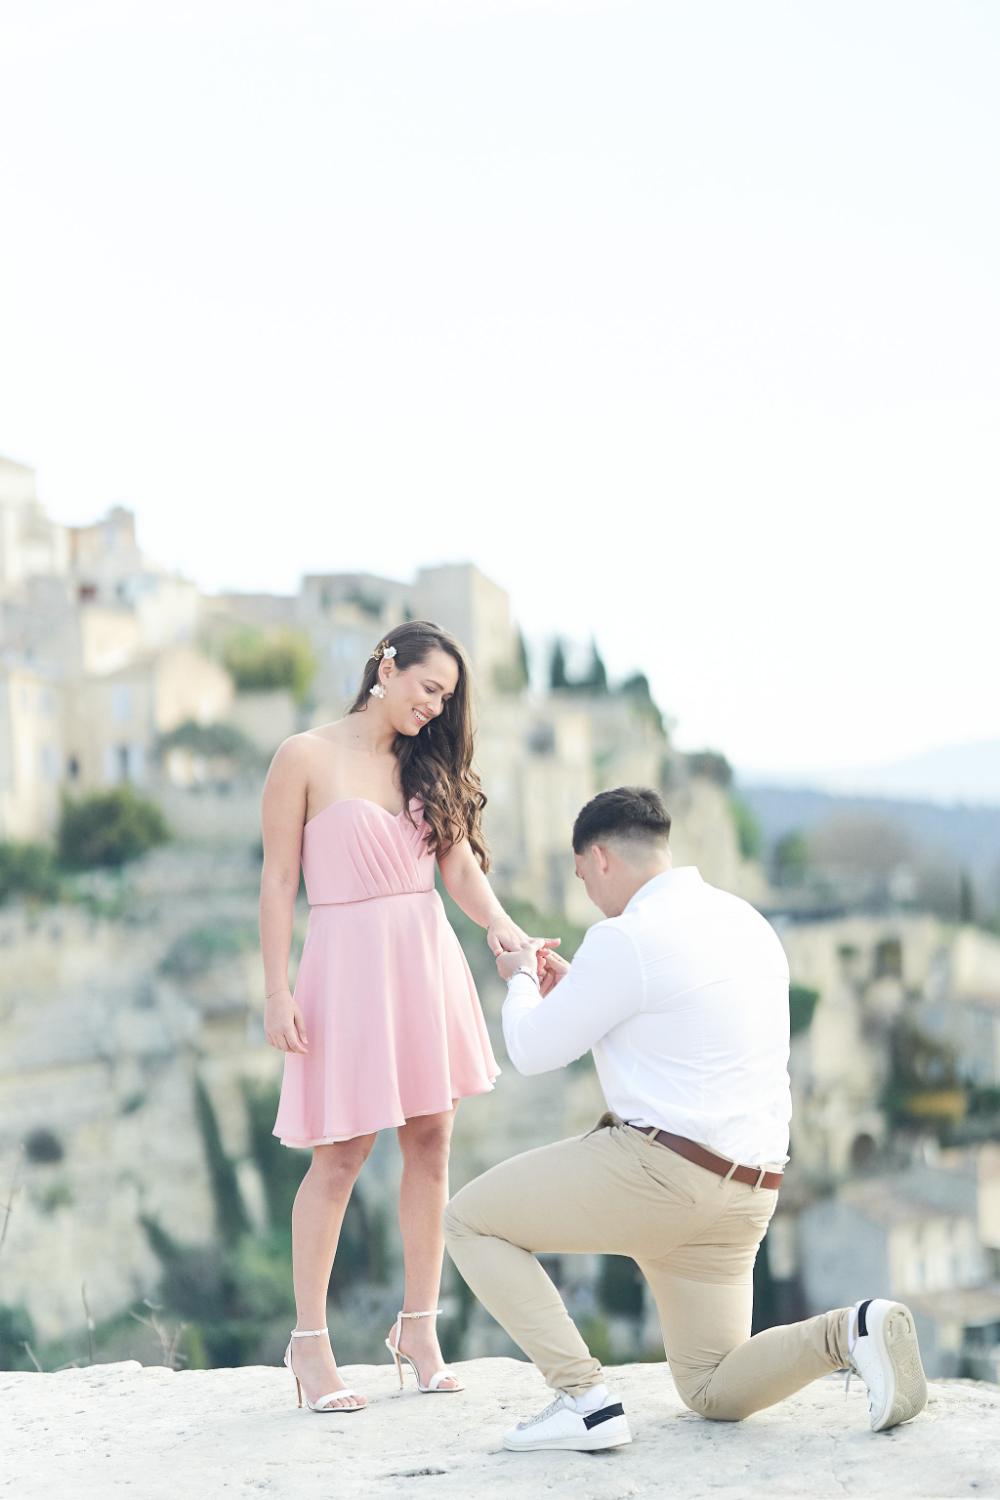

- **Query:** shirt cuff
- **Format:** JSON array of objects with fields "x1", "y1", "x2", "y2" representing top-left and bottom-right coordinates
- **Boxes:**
[{"x1": 503, "y1": 970, "x2": 543, "y2": 1013}]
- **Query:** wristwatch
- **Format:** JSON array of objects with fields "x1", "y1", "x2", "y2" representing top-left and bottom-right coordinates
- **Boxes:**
[{"x1": 506, "y1": 965, "x2": 539, "y2": 984}]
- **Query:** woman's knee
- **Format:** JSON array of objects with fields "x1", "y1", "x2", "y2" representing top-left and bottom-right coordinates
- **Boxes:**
[
  {"x1": 399, "y1": 1116, "x2": 453, "y2": 1173},
  {"x1": 310, "y1": 1135, "x2": 375, "y2": 1189}
]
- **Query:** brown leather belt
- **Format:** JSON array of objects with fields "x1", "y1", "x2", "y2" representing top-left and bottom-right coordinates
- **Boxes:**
[{"x1": 627, "y1": 1124, "x2": 783, "y2": 1191}]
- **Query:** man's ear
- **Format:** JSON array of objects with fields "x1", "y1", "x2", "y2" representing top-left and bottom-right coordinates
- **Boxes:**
[{"x1": 592, "y1": 842, "x2": 611, "y2": 875}]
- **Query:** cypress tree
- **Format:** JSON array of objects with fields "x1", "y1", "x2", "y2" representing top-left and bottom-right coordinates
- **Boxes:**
[{"x1": 549, "y1": 637, "x2": 570, "y2": 690}]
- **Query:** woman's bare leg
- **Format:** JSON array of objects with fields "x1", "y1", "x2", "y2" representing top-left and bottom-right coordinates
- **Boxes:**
[
  {"x1": 388, "y1": 1104, "x2": 460, "y2": 1389},
  {"x1": 289, "y1": 1133, "x2": 376, "y2": 1407}
]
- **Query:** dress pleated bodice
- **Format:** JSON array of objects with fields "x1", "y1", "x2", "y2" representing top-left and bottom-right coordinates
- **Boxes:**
[{"x1": 300, "y1": 796, "x2": 434, "y2": 905}]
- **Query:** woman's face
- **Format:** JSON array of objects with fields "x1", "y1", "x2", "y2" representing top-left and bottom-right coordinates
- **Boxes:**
[{"x1": 383, "y1": 647, "x2": 460, "y2": 736}]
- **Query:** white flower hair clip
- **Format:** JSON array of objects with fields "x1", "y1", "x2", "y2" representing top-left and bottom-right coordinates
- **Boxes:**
[
  {"x1": 382, "y1": 644, "x2": 397, "y2": 659},
  {"x1": 370, "y1": 640, "x2": 397, "y2": 663}
]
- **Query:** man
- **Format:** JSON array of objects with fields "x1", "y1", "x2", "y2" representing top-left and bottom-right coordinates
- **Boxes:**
[{"x1": 443, "y1": 786, "x2": 927, "y2": 1453}]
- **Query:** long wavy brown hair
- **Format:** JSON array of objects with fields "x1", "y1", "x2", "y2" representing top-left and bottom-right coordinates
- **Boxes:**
[{"x1": 347, "y1": 620, "x2": 490, "y2": 871}]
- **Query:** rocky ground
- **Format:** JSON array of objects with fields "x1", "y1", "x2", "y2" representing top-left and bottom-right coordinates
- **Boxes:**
[{"x1": 4, "y1": 1356, "x2": 1000, "y2": 1500}]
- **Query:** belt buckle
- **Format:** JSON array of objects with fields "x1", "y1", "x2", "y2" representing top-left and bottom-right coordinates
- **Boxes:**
[{"x1": 752, "y1": 1167, "x2": 767, "y2": 1192}]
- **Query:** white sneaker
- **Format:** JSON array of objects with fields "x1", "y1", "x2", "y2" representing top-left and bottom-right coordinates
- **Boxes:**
[
  {"x1": 502, "y1": 1392, "x2": 632, "y2": 1452},
  {"x1": 847, "y1": 1298, "x2": 928, "y2": 1432}
]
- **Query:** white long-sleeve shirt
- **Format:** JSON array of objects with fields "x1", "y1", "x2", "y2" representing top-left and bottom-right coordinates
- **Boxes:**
[{"x1": 502, "y1": 866, "x2": 792, "y2": 1167}]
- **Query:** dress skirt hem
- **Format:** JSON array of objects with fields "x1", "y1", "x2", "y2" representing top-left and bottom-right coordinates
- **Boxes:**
[{"x1": 275, "y1": 1075, "x2": 500, "y2": 1148}]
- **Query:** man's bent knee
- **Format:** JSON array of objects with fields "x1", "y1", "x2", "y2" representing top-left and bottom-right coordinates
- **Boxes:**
[
  {"x1": 443, "y1": 1186, "x2": 475, "y2": 1246},
  {"x1": 672, "y1": 1370, "x2": 757, "y2": 1423}
]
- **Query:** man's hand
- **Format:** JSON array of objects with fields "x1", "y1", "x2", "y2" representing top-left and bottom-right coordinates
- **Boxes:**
[
  {"x1": 496, "y1": 939, "x2": 560, "y2": 982},
  {"x1": 538, "y1": 948, "x2": 571, "y2": 996}
]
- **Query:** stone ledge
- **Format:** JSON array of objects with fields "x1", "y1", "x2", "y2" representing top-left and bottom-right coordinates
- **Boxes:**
[{"x1": 3, "y1": 1356, "x2": 999, "y2": 1499}]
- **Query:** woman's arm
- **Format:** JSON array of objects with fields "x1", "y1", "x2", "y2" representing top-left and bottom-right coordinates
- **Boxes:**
[
  {"x1": 437, "y1": 836, "x2": 558, "y2": 958},
  {"x1": 259, "y1": 738, "x2": 309, "y2": 1054}
]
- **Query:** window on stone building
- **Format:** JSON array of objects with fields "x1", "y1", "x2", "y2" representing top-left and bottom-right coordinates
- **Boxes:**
[
  {"x1": 874, "y1": 937, "x2": 903, "y2": 979},
  {"x1": 112, "y1": 684, "x2": 132, "y2": 723},
  {"x1": 24, "y1": 1128, "x2": 64, "y2": 1164},
  {"x1": 850, "y1": 1133, "x2": 877, "y2": 1172},
  {"x1": 527, "y1": 721, "x2": 555, "y2": 755}
]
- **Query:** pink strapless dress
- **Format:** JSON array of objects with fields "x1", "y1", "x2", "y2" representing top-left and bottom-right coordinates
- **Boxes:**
[{"x1": 273, "y1": 796, "x2": 500, "y2": 1146}]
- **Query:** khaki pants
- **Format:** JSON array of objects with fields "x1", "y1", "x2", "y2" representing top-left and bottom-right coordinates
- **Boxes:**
[{"x1": 443, "y1": 1111, "x2": 851, "y2": 1420}]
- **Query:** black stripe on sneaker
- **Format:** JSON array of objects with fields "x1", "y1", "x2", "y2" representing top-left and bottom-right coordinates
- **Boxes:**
[
  {"x1": 583, "y1": 1403, "x2": 625, "y2": 1430},
  {"x1": 857, "y1": 1299, "x2": 873, "y2": 1338}
]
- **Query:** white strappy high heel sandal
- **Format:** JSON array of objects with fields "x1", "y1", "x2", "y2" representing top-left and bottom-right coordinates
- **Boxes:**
[
  {"x1": 283, "y1": 1326, "x2": 366, "y2": 1412},
  {"x1": 384, "y1": 1308, "x2": 464, "y2": 1394}
]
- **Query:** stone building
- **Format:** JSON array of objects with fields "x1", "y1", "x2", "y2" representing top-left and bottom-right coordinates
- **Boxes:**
[{"x1": 797, "y1": 1149, "x2": 1000, "y2": 1379}]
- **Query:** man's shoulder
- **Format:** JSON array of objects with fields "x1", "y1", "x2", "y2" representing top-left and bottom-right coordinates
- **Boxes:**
[
  {"x1": 622, "y1": 875, "x2": 785, "y2": 947},
  {"x1": 580, "y1": 914, "x2": 643, "y2": 956}
]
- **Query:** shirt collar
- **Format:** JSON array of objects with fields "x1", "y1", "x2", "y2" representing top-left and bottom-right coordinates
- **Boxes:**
[{"x1": 623, "y1": 865, "x2": 702, "y2": 913}]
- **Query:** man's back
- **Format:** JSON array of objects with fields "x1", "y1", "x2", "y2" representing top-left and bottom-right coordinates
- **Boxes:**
[{"x1": 595, "y1": 867, "x2": 792, "y2": 1166}]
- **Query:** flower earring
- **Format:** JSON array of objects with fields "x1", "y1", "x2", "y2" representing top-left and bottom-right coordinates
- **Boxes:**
[{"x1": 368, "y1": 642, "x2": 395, "y2": 698}]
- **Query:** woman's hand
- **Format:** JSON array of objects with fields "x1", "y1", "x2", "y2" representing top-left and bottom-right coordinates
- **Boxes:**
[
  {"x1": 486, "y1": 914, "x2": 531, "y2": 955},
  {"x1": 264, "y1": 986, "x2": 309, "y2": 1054},
  {"x1": 487, "y1": 914, "x2": 560, "y2": 960}
]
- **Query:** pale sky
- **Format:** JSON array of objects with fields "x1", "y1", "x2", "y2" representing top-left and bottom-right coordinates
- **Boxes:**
[{"x1": 1, "y1": 0, "x2": 996, "y2": 778}]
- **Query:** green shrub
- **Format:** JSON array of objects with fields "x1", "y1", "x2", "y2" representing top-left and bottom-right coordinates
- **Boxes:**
[
  {"x1": 597, "y1": 1255, "x2": 644, "y2": 1319},
  {"x1": 0, "y1": 1304, "x2": 37, "y2": 1371},
  {"x1": 577, "y1": 1314, "x2": 613, "y2": 1366},
  {"x1": 772, "y1": 831, "x2": 810, "y2": 887},
  {"x1": 241, "y1": 1078, "x2": 306, "y2": 1229},
  {"x1": 0, "y1": 841, "x2": 61, "y2": 905},
  {"x1": 789, "y1": 984, "x2": 820, "y2": 1036},
  {"x1": 730, "y1": 796, "x2": 763, "y2": 861},
  {"x1": 193, "y1": 1077, "x2": 250, "y2": 1246},
  {"x1": 619, "y1": 671, "x2": 666, "y2": 733},
  {"x1": 159, "y1": 919, "x2": 260, "y2": 979},
  {"x1": 687, "y1": 750, "x2": 733, "y2": 787},
  {"x1": 221, "y1": 627, "x2": 316, "y2": 705},
  {"x1": 156, "y1": 720, "x2": 264, "y2": 769},
  {"x1": 58, "y1": 785, "x2": 169, "y2": 870}
]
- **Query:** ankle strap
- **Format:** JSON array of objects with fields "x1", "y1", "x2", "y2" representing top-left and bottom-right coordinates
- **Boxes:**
[
  {"x1": 290, "y1": 1326, "x2": 329, "y2": 1338},
  {"x1": 397, "y1": 1307, "x2": 443, "y2": 1319}
]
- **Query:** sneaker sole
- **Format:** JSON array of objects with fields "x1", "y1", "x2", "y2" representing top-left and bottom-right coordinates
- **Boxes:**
[
  {"x1": 503, "y1": 1422, "x2": 633, "y2": 1453},
  {"x1": 868, "y1": 1301, "x2": 928, "y2": 1432}
]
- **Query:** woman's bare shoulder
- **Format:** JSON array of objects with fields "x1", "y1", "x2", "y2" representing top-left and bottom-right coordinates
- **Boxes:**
[{"x1": 277, "y1": 720, "x2": 348, "y2": 757}]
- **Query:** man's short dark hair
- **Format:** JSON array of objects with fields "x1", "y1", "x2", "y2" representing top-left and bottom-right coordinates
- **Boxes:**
[{"x1": 572, "y1": 786, "x2": 672, "y2": 854}]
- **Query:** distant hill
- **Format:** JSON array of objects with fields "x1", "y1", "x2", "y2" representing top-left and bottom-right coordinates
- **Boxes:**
[
  {"x1": 738, "y1": 783, "x2": 1000, "y2": 907},
  {"x1": 741, "y1": 740, "x2": 1000, "y2": 807}
]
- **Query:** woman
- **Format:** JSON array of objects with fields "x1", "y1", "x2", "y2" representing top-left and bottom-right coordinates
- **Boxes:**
[{"x1": 259, "y1": 620, "x2": 550, "y2": 1412}]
